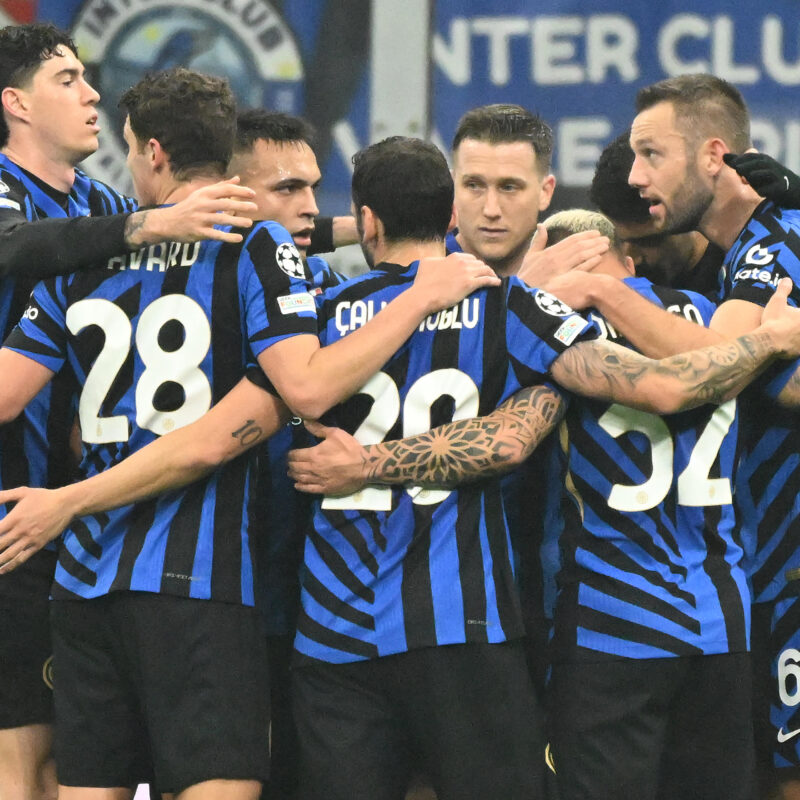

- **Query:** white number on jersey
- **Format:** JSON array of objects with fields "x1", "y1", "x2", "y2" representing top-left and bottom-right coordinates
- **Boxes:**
[
  {"x1": 322, "y1": 368, "x2": 480, "y2": 511},
  {"x1": 597, "y1": 401, "x2": 735, "y2": 512},
  {"x1": 66, "y1": 296, "x2": 212, "y2": 444}
]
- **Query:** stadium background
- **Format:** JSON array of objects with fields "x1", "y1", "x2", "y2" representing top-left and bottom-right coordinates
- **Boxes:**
[{"x1": 1, "y1": 0, "x2": 799, "y2": 793}]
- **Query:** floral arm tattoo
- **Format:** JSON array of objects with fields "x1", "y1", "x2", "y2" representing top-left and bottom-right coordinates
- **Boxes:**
[
  {"x1": 552, "y1": 330, "x2": 778, "y2": 411},
  {"x1": 362, "y1": 385, "x2": 565, "y2": 488}
]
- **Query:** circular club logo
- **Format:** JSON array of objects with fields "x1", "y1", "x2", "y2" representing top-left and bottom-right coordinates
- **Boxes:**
[
  {"x1": 72, "y1": 0, "x2": 304, "y2": 193},
  {"x1": 534, "y1": 289, "x2": 573, "y2": 317}
]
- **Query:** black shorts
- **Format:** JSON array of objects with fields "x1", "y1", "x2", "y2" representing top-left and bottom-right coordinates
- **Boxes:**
[
  {"x1": 548, "y1": 652, "x2": 754, "y2": 800},
  {"x1": 0, "y1": 549, "x2": 55, "y2": 728},
  {"x1": 292, "y1": 640, "x2": 545, "y2": 800},
  {"x1": 51, "y1": 592, "x2": 270, "y2": 792},
  {"x1": 752, "y1": 598, "x2": 800, "y2": 787}
]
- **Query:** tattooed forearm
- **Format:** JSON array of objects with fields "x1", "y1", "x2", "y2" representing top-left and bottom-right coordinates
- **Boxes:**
[
  {"x1": 552, "y1": 330, "x2": 777, "y2": 413},
  {"x1": 123, "y1": 210, "x2": 149, "y2": 248},
  {"x1": 363, "y1": 385, "x2": 565, "y2": 487}
]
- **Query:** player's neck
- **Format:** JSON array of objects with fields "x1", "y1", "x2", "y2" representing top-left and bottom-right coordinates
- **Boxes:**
[
  {"x1": 1, "y1": 140, "x2": 76, "y2": 194},
  {"x1": 160, "y1": 174, "x2": 223, "y2": 206},
  {"x1": 699, "y1": 177, "x2": 763, "y2": 252},
  {"x1": 377, "y1": 239, "x2": 445, "y2": 266}
]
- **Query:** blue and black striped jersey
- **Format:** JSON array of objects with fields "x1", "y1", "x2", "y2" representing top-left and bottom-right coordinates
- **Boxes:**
[
  {"x1": 552, "y1": 277, "x2": 748, "y2": 660},
  {"x1": 5, "y1": 220, "x2": 317, "y2": 605},
  {"x1": 294, "y1": 261, "x2": 597, "y2": 664},
  {"x1": 0, "y1": 155, "x2": 135, "y2": 511},
  {"x1": 252, "y1": 255, "x2": 347, "y2": 636},
  {"x1": 719, "y1": 200, "x2": 800, "y2": 606}
]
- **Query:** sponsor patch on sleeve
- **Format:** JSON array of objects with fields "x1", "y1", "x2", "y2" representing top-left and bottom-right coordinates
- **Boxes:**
[
  {"x1": 553, "y1": 316, "x2": 587, "y2": 346},
  {"x1": 277, "y1": 292, "x2": 316, "y2": 315},
  {"x1": 0, "y1": 197, "x2": 21, "y2": 211}
]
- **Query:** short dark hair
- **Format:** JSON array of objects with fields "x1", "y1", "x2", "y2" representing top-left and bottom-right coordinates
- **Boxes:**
[
  {"x1": 590, "y1": 131, "x2": 651, "y2": 225},
  {"x1": 351, "y1": 136, "x2": 453, "y2": 243},
  {"x1": 636, "y1": 74, "x2": 750, "y2": 153},
  {"x1": 0, "y1": 23, "x2": 78, "y2": 147},
  {"x1": 119, "y1": 68, "x2": 236, "y2": 180},
  {"x1": 452, "y1": 104, "x2": 554, "y2": 173},
  {"x1": 235, "y1": 109, "x2": 316, "y2": 152}
]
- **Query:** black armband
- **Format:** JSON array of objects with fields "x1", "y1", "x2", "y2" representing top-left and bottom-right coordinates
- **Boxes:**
[{"x1": 308, "y1": 216, "x2": 335, "y2": 255}]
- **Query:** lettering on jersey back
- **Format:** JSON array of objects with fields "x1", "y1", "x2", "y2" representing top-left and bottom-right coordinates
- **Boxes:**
[{"x1": 107, "y1": 241, "x2": 201, "y2": 272}]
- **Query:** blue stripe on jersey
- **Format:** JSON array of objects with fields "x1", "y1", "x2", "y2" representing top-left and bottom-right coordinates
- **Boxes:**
[
  {"x1": 0, "y1": 156, "x2": 134, "y2": 538},
  {"x1": 553, "y1": 276, "x2": 749, "y2": 660},
  {"x1": 6, "y1": 218, "x2": 317, "y2": 605},
  {"x1": 295, "y1": 261, "x2": 597, "y2": 663},
  {"x1": 719, "y1": 201, "x2": 800, "y2": 604}
]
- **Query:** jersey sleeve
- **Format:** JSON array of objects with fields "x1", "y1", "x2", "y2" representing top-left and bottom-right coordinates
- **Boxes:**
[
  {"x1": 3, "y1": 278, "x2": 68, "y2": 373},
  {"x1": 725, "y1": 217, "x2": 800, "y2": 308},
  {"x1": 0, "y1": 172, "x2": 132, "y2": 281},
  {"x1": 239, "y1": 221, "x2": 320, "y2": 358},
  {"x1": 504, "y1": 280, "x2": 598, "y2": 385}
]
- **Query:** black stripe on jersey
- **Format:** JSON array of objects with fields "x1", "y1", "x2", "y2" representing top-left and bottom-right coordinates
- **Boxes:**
[
  {"x1": 479, "y1": 283, "x2": 509, "y2": 413},
  {"x1": 577, "y1": 570, "x2": 701, "y2": 634},
  {"x1": 570, "y1": 474, "x2": 690, "y2": 587},
  {"x1": 58, "y1": 543, "x2": 98, "y2": 588},
  {"x1": 400, "y1": 518, "x2": 436, "y2": 651},
  {"x1": 296, "y1": 606, "x2": 378, "y2": 659},
  {"x1": 159, "y1": 481, "x2": 207, "y2": 598},
  {"x1": 303, "y1": 571, "x2": 376, "y2": 632},
  {"x1": 402, "y1": 318, "x2": 463, "y2": 650},
  {"x1": 574, "y1": 606, "x2": 704, "y2": 657},
  {"x1": 209, "y1": 458, "x2": 249, "y2": 600},
  {"x1": 748, "y1": 427, "x2": 795, "y2": 507},
  {"x1": 110, "y1": 499, "x2": 158, "y2": 593},
  {"x1": 703, "y1": 503, "x2": 747, "y2": 651},
  {"x1": 209, "y1": 243, "x2": 245, "y2": 401},
  {"x1": 307, "y1": 524, "x2": 375, "y2": 604},
  {"x1": 45, "y1": 373, "x2": 78, "y2": 488},
  {"x1": 560, "y1": 512, "x2": 695, "y2": 607},
  {"x1": 71, "y1": 517, "x2": 102, "y2": 561},
  {"x1": 454, "y1": 488, "x2": 488, "y2": 644}
]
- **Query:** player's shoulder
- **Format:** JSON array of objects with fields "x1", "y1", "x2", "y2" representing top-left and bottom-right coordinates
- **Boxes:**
[
  {"x1": 73, "y1": 168, "x2": 136, "y2": 210},
  {"x1": 0, "y1": 158, "x2": 30, "y2": 209}
]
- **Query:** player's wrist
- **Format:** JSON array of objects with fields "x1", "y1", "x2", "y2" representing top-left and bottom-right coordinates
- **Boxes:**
[{"x1": 124, "y1": 208, "x2": 163, "y2": 248}]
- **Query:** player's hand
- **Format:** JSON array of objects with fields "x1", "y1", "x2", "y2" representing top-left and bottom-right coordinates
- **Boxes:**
[
  {"x1": 759, "y1": 278, "x2": 800, "y2": 357},
  {"x1": 518, "y1": 226, "x2": 610, "y2": 287},
  {"x1": 538, "y1": 270, "x2": 609, "y2": 311},
  {"x1": 413, "y1": 252, "x2": 500, "y2": 313},
  {"x1": 0, "y1": 486, "x2": 73, "y2": 573},
  {"x1": 124, "y1": 176, "x2": 259, "y2": 247},
  {"x1": 287, "y1": 421, "x2": 369, "y2": 495},
  {"x1": 723, "y1": 153, "x2": 800, "y2": 209}
]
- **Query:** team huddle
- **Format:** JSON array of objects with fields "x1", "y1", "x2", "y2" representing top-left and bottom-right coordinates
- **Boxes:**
[{"x1": 3, "y1": 19, "x2": 800, "y2": 800}]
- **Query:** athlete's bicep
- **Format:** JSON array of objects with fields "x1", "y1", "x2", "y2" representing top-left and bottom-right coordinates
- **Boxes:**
[
  {"x1": 711, "y1": 298, "x2": 763, "y2": 338},
  {"x1": 255, "y1": 333, "x2": 321, "y2": 416},
  {"x1": 0, "y1": 348, "x2": 55, "y2": 424}
]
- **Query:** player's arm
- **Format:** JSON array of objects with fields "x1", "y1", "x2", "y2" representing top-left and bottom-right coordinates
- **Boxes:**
[
  {"x1": 287, "y1": 385, "x2": 565, "y2": 495},
  {"x1": 0, "y1": 348, "x2": 55, "y2": 424},
  {"x1": 537, "y1": 270, "x2": 727, "y2": 358},
  {"x1": 0, "y1": 377, "x2": 289, "y2": 573},
  {"x1": 549, "y1": 280, "x2": 800, "y2": 412},
  {"x1": 258, "y1": 253, "x2": 500, "y2": 419},
  {"x1": 0, "y1": 178, "x2": 258, "y2": 280}
]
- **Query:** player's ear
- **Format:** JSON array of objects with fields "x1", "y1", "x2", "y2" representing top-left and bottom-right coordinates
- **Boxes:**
[
  {"x1": 703, "y1": 137, "x2": 728, "y2": 177},
  {"x1": 147, "y1": 138, "x2": 168, "y2": 171},
  {"x1": 447, "y1": 203, "x2": 457, "y2": 233},
  {"x1": 360, "y1": 205, "x2": 379, "y2": 243},
  {"x1": 538, "y1": 174, "x2": 556, "y2": 212},
  {"x1": 1, "y1": 86, "x2": 29, "y2": 123}
]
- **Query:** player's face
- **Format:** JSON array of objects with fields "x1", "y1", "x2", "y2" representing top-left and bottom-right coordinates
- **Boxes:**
[
  {"x1": 453, "y1": 139, "x2": 555, "y2": 276},
  {"x1": 228, "y1": 139, "x2": 321, "y2": 256},
  {"x1": 20, "y1": 47, "x2": 100, "y2": 165},
  {"x1": 629, "y1": 101, "x2": 714, "y2": 236},
  {"x1": 123, "y1": 117, "x2": 155, "y2": 206}
]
